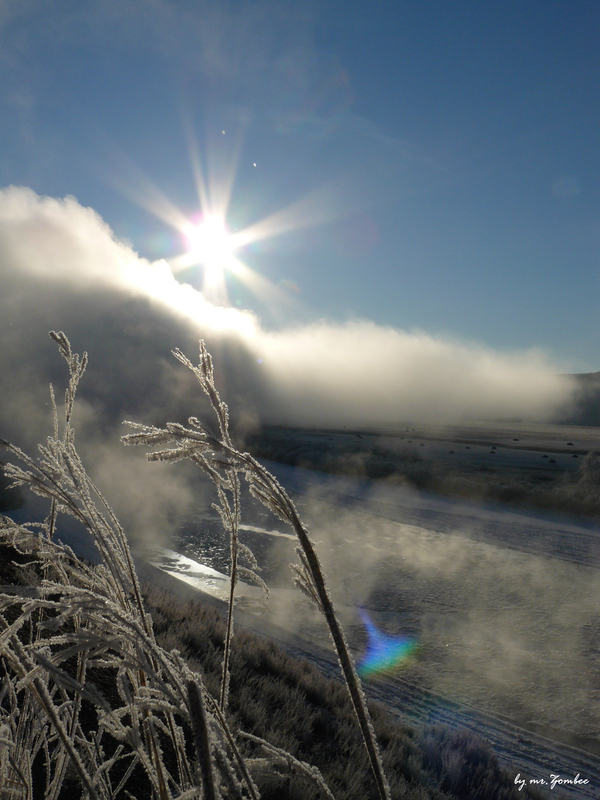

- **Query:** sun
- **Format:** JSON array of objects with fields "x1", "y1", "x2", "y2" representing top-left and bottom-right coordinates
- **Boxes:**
[{"x1": 183, "y1": 214, "x2": 236, "y2": 279}]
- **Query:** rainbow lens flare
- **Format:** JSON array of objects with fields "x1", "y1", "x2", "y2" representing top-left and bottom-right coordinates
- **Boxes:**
[{"x1": 357, "y1": 609, "x2": 418, "y2": 679}]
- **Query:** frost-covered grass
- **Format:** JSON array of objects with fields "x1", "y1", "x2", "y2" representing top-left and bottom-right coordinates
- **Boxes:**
[
  {"x1": 0, "y1": 534, "x2": 549, "y2": 800},
  {"x1": 0, "y1": 333, "x2": 550, "y2": 799},
  {"x1": 0, "y1": 332, "x2": 386, "y2": 800}
]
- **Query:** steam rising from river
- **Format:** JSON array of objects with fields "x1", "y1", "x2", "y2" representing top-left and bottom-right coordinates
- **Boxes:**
[
  {"x1": 261, "y1": 481, "x2": 600, "y2": 740},
  {"x1": 0, "y1": 186, "x2": 574, "y2": 439}
]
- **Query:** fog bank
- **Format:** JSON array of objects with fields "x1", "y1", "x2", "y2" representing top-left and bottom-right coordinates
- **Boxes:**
[{"x1": 0, "y1": 186, "x2": 575, "y2": 443}]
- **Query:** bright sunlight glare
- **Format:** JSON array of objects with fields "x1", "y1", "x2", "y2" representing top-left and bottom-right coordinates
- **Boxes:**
[
  {"x1": 113, "y1": 132, "x2": 330, "y2": 313},
  {"x1": 184, "y1": 215, "x2": 236, "y2": 278}
]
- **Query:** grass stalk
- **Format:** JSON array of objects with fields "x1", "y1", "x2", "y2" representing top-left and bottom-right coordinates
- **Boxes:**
[
  {"x1": 187, "y1": 680, "x2": 217, "y2": 800},
  {"x1": 123, "y1": 340, "x2": 393, "y2": 800}
]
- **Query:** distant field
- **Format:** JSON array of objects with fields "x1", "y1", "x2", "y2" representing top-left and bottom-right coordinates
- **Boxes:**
[{"x1": 245, "y1": 420, "x2": 600, "y2": 519}]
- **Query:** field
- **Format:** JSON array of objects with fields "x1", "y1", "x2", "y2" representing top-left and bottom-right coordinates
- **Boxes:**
[{"x1": 245, "y1": 420, "x2": 600, "y2": 517}]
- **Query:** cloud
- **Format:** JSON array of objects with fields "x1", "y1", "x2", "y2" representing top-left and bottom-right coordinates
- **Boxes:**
[
  {"x1": 0, "y1": 186, "x2": 574, "y2": 447},
  {"x1": 258, "y1": 322, "x2": 573, "y2": 427}
]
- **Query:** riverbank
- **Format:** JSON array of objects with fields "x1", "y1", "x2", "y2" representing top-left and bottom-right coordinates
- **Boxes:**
[{"x1": 245, "y1": 421, "x2": 600, "y2": 519}]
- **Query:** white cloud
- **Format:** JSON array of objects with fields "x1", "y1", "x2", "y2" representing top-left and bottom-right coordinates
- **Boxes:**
[{"x1": 0, "y1": 186, "x2": 574, "y2": 444}]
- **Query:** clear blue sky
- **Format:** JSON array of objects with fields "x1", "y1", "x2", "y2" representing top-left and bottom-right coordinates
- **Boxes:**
[{"x1": 1, "y1": 1, "x2": 599, "y2": 369}]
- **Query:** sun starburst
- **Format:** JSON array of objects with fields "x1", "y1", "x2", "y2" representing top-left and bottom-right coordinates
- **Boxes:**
[
  {"x1": 106, "y1": 126, "x2": 347, "y2": 311},
  {"x1": 183, "y1": 215, "x2": 236, "y2": 278}
]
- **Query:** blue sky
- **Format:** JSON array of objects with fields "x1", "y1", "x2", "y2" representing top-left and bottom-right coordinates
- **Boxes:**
[{"x1": 1, "y1": 1, "x2": 599, "y2": 369}]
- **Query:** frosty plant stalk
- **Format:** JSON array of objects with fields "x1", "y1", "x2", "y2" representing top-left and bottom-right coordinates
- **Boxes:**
[
  {"x1": 122, "y1": 341, "x2": 393, "y2": 800},
  {"x1": 0, "y1": 331, "x2": 393, "y2": 799},
  {"x1": 1, "y1": 333, "x2": 284, "y2": 798}
]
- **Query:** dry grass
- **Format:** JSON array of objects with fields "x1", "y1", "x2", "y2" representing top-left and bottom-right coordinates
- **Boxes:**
[{"x1": 0, "y1": 332, "x2": 553, "y2": 799}]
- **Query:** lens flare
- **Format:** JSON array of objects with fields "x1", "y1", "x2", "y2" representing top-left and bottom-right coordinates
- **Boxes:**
[{"x1": 357, "y1": 609, "x2": 418, "y2": 679}]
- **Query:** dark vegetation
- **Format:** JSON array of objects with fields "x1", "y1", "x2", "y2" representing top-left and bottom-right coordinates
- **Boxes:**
[
  {"x1": 246, "y1": 427, "x2": 600, "y2": 519},
  {"x1": 145, "y1": 584, "x2": 553, "y2": 800},
  {"x1": 563, "y1": 372, "x2": 600, "y2": 426}
]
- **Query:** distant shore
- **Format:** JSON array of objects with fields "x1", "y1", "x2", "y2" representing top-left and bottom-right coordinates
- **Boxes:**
[{"x1": 245, "y1": 420, "x2": 600, "y2": 519}]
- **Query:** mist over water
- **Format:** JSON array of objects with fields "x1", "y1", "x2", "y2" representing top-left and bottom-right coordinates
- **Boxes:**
[
  {"x1": 0, "y1": 186, "x2": 579, "y2": 561},
  {"x1": 306, "y1": 489, "x2": 600, "y2": 741},
  {"x1": 169, "y1": 465, "x2": 600, "y2": 745}
]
